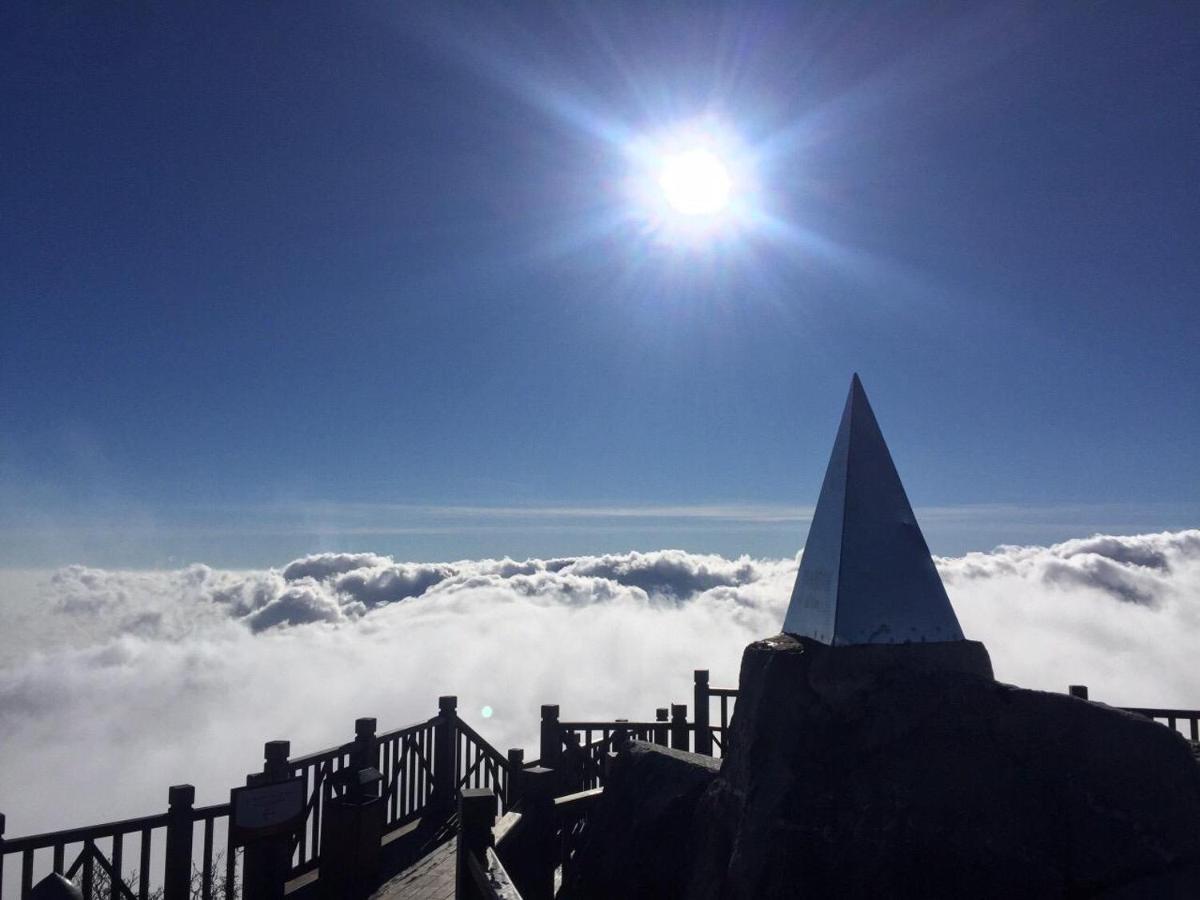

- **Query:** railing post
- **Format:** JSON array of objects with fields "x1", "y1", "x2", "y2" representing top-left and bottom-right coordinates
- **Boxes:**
[
  {"x1": 559, "y1": 732, "x2": 586, "y2": 794},
  {"x1": 670, "y1": 704, "x2": 689, "y2": 751},
  {"x1": 654, "y1": 708, "x2": 669, "y2": 746},
  {"x1": 539, "y1": 705, "x2": 562, "y2": 771},
  {"x1": 263, "y1": 739, "x2": 292, "y2": 781},
  {"x1": 506, "y1": 748, "x2": 525, "y2": 808},
  {"x1": 455, "y1": 788, "x2": 496, "y2": 900},
  {"x1": 434, "y1": 696, "x2": 458, "y2": 812},
  {"x1": 243, "y1": 740, "x2": 292, "y2": 900},
  {"x1": 163, "y1": 784, "x2": 195, "y2": 900},
  {"x1": 352, "y1": 716, "x2": 378, "y2": 770},
  {"x1": 508, "y1": 767, "x2": 555, "y2": 900},
  {"x1": 29, "y1": 874, "x2": 83, "y2": 899},
  {"x1": 0, "y1": 812, "x2": 6, "y2": 897},
  {"x1": 320, "y1": 720, "x2": 385, "y2": 900},
  {"x1": 1069, "y1": 685, "x2": 1090, "y2": 700},
  {"x1": 602, "y1": 751, "x2": 620, "y2": 782},
  {"x1": 612, "y1": 719, "x2": 629, "y2": 754},
  {"x1": 693, "y1": 670, "x2": 713, "y2": 756}
]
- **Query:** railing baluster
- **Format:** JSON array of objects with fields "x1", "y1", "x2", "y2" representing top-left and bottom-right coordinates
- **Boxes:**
[
  {"x1": 138, "y1": 827, "x2": 151, "y2": 900},
  {"x1": 1191, "y1": 717, "x2": 1198, "y2": 742},
  {"x1": 314, "y1": 770, "x2": 327, "y2": 864},
  {"x1": 202, "y1": 817, "x2": 214, "y2": 900},
  {"x1": 382, "y1": 737, "x2": 393, "y2": 825},
  {"x1": 111, "y1": 833, "x2": 123, "y2": 891},
  {"x1": 404, "y1": 736, "x2": 413, "y2": 818},
  {"x1": 415, "y1": 731, "x2": 424, "y2": 815},
  {"x1": 313, "y1": 762, "x2": 323, "y2": 863},
  {"x1": 224, "y1": 833, "x2": 236, "y2": 900},
  {"x1": 82, "y1": 840, "x2": 94, "y2": 900},
  {"x1": 52, "y1": 842, "x2": 64, "y2": 875},
  {"x1": 411, "y1": 729, "x2": 418, "y2": 813},
  {"x1": 396, "y1": 734, "x2": 405, "y2": 820},
  {"x1": 21, "y1": 847, "x2": 33, "y2": 900},
  {"x1": 294, "y1": 766, "x2": 307, "y2": 868}
]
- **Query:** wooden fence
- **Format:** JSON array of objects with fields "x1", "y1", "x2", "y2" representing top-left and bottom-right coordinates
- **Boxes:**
[
  {"x1": 536, "y1": 670, "x2": 737, "y2": 792},
  {"x1": 0, "y1": 695, "x2": 510, "y2": 900}
]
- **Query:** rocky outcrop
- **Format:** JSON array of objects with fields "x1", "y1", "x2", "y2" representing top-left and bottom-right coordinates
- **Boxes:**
[
  {"x1": 690, "y1": 634, "x2": 1200, "y2": 899},
  {"x1": 560, "y1": 741, "x2": 720, "y2": 900}
]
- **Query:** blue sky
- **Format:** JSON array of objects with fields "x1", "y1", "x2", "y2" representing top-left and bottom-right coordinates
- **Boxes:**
[{"x1": 2, "y1": 2, "x2": 1197, "y2": 567}]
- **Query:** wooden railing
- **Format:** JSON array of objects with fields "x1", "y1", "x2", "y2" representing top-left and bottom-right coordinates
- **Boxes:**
[
  {"x1": 454, "y1": 717, "x2": 513, "y2": 808},
  {"x1": 536, "y1": 671, "x2": 738, "y2": 789},
  {"x1": 1, "y1": 695, "x2": 510, "y2": 900},
  {"x1": 1125, "y1": 708, "x2": 1200, "y2": 747},
  {"x1": 0, "y1": 787, "x2": 232, "y2": 900},
  {"x1": 1, "y1": 807, "x2": 171, "y2": 900},
  {"x1": 457, "y1": 768, "x2": 602, "y2": 900},
  {"x1": 457, "y1": 790, "x2": 521, "y2": 900},
  {"x1": 1068, "y1": 685, "x2": 1200, "y2": 747},
  {"x1": 553, "y1": 787, "x2": 602, "y2": 888}
]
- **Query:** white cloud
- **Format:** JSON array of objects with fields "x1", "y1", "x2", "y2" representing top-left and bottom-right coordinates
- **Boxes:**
[{"x1": 0, "y1": 531, "x2": 1197, "y2": 839}]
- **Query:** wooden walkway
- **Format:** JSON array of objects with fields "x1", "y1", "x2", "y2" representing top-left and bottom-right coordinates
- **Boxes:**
[{"x1": 370, "y1": 837, "x2": 456, "y2": 900}]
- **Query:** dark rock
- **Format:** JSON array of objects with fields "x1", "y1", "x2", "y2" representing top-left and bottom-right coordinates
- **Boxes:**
[
  {"x1": 690, "y1": 634, "x2": 1200, "y2": 899},
  {"x1": 560, "y1": 741, "x2": 720, "y2": 900}
]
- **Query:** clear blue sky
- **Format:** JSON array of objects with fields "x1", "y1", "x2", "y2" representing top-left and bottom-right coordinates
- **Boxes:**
[{"x1": 2, "y1": 2, "x2": 1197, "y2": 567}]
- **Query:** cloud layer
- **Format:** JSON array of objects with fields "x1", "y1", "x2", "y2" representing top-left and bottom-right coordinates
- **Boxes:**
[{"x1": 1, "y1": 531, "x2": 1198, "y2": 837}]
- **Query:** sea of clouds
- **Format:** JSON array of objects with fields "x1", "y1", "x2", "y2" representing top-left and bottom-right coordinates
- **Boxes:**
[{"x1": 1, "y1": 530, "x2": 1198, "y2": 836}]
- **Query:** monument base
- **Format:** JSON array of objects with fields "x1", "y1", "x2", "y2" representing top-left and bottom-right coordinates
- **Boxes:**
[{"x1": 686, "y1": 633, "x2": 1200, "y2": 898}]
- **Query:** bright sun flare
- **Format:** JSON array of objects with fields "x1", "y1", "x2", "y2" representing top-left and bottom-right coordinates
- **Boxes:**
[
  {"x1": 658, "y1": 148, "x2": 733, "y2": 217},
  {"x1": 626, "y1": 121, "x2": 755, "y2": 244}
]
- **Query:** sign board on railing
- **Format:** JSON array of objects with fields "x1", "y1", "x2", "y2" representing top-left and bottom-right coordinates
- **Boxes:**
[{"x1": 230, "y1": 777, "x2": 305, "y2": 843}]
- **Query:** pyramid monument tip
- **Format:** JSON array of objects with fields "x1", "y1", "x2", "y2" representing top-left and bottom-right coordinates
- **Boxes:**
[{"x1": 782, "y1": 377, "x2": 965, "y2": 646}]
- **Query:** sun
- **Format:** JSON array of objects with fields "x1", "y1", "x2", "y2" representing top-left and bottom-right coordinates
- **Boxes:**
[
  {"x1": 625, "y1": 120, "x2": 755, "y2": 244},
  {"x1": 658, "y1": 148, "x2": 733, "y2": 217}
]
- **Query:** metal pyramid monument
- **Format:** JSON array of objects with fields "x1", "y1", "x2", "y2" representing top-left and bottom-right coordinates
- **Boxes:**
[{"x1": 782, "y1": 374, "x2": 965, "y2": 645}]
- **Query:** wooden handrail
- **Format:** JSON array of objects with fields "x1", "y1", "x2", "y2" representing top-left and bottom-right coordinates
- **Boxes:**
[
  {"x1": 377, "y1": 715, "x2": 441, "y2": 743},
  {"x1": 553, "y1": 788, "x2": 603, "y2": 810},
  {"x1": 2, "y1": 812, "x2": 169, "y2": 853},
  {"x1": 467, "y1": 846, "x2": 522, "y2": 899},
  {"x1": 456, "y1": 716, "x2": 512, "y2": 768},
  {"x1": 1121, "y1": 707, "x2": 1200, "y2": 718},
  {"x1": 493, "y1": 810, "x2": 524, "y2": 848},
  {"x1": 558, "y1": 720, "x2": 666, "y2": 731},
  {"x1": 287, "y1": 740, "x2": 354, "y2": 769}
]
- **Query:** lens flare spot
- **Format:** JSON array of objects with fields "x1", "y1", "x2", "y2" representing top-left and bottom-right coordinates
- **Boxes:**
[{"x1": 481, "y1": 705, "x2": 494, "y2": 719}]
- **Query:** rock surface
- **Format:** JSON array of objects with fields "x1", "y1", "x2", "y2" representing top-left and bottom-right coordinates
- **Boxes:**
[
  {"x1": 690, "y1": 634, "x2": 1200, "y2": 899},
  {"x1": 560, "y1": 741, "x2": 720, "y2": 900}
]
